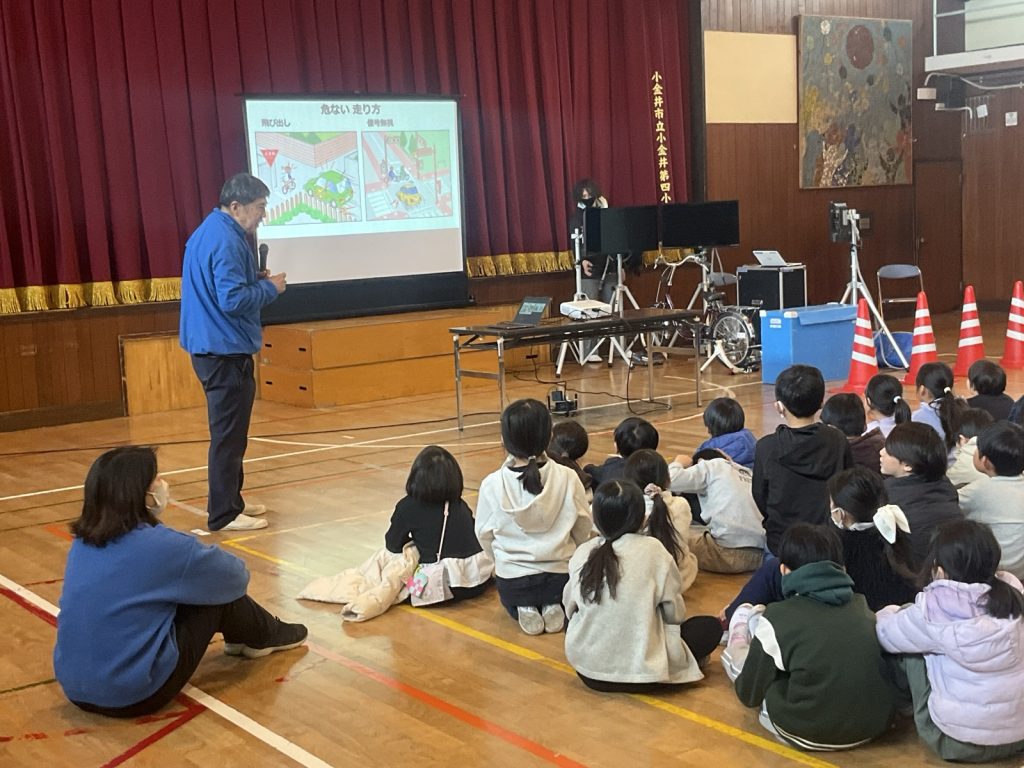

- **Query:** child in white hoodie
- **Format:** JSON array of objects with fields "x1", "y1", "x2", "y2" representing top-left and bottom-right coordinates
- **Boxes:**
[
  {"x1": 876, "y1": 519, "x2": 1024, "y2": 762},
  {"x1": 475, "y1": 398, "x2": 593, "y2": 635}
]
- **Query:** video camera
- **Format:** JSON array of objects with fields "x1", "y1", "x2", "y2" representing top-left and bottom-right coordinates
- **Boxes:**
[{"x1": 828, "y1": 201, "x2": 860, "y2": 244}]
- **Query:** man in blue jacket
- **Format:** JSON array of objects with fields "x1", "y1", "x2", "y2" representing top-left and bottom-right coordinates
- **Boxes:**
[{"x1": 180, "y1": 173, "x2": 286, "y2": 531}]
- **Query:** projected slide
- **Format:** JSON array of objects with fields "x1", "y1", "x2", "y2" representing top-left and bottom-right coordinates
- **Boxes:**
[{"x1": 244, "y1": 98, "x2": 463, "y2": 286}]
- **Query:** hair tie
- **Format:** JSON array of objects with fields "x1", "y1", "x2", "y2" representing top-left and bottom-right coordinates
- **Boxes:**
[
  {"x1": 893, "y1": 395, "x2": 901, "y2": 404},
  {"x1": 527, "y1": 455, "x2": 537, "y2": 462},
  {"x1": 642, "y1": 483, "x2": 662, "y2": 499},
  {"x1": 872, "y1": 504, "x2": 911, "y2": 544},
  {"x1": 943, "y1": 387, "x2": 952, "y2": 395}
]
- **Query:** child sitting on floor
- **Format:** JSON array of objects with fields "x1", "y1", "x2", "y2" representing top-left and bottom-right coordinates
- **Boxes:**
[
  {"x1": 947, "y1": 407, "x2": 994, "y2": 487},
  {"x1": 876, "y1": 519, "x2": 1024, "y2": 763},
  {"x1": 864, "y1": 374, "x2": 912, "y2": 438},
  {"x1": 669, "y1": 448, "x2": 765, "y2": 574},
  {"x1": 958, "y1": 421, "x2": 1024, "y2": 579},
  {"x1": 584, "y1": 416, "x2": 658, "y2": 487},
  {"x1": 475, "y1": 399, "x2": 593, "y2": 635},
  {"x1": 723, "y1": 523, "x2": 895, "y2": 751},
  {"x1": 912, "y1": 362, "x2": 967, "y2": 461},
  {"x1": 695, "y1": 397, "x2": 756, "y2": 469},
  {"x1": 547, "y1": 420, "x2": 593, "y2": 495},
  {"x1": 966, "y1": 359, "x2": 1015, "y2": 422},
  {"x1": 563, "y1": 480, "x2": 721, "y2": 693},
  {"x1": 822, "y1": 393, "x2": 885, "y2": 475},
  {"x1": 384, "y1": 445, "x2": 494, "y2": 603},
  {"x1": 623, "y1": 449, "x2": 698, "y2": 591}
]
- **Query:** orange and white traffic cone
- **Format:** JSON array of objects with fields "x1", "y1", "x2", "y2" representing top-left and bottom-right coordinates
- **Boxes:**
[
  {"x1": 902, "y1": 292, "x2": 938, "y2": 385},
  {"x1": 839, "y1": 298, "x2": 877, "y2": 394},
  {"x1": 1001, "y1": 281, "x2": 1024, "y2": 370},
  {"x1": 953, "y1": 285, "x2": 985, "y2": 377}
]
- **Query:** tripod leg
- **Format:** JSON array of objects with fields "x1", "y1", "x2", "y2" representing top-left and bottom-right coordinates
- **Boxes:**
[
  {"x1": 857, "y1": 280, "x2": 910, "y2": 368},
  {"x1": 556, "y1": 341, "x2": 569, "y2": 376}
]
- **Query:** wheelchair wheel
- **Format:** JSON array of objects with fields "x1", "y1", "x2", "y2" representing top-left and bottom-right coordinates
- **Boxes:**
[{"x1": 711, "y1": 310, "x2": 755, "y2": 368}]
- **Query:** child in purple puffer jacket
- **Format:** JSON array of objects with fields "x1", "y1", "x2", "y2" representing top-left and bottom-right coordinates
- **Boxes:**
[
  {"x1": 875, "y1": 519, "x2": 1024, "y2": 762},
  {"x1": 696, "y1": 398, "x2": 756, "y2": 470}
]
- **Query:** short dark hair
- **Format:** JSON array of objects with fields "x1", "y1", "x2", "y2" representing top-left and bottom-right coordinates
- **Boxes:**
[
  {"x1": 968, "y1": 359, "x2": 1007, "y2": 396},
  {"x1": 548, "y1": 420, "x2": 589, "y2": 461},
  {"x1": 827, "y1": 466, "x2": 888, "y2": 522},
  {"x1": 775, "y1": 365, "x2": 825, "y2": 418},
  {"x1": 406, "y1": 445, "x2": 464, "y2": 505},
  {"x1": 572, "y1": 178, "x2": 602, "y2": 203},
  {"x1": 821, "y1": 393, "x2": 867, "y2": 437},
  {"x1": 977, "y1": 421, "x2": 1024, "y2": 476},
  {"x1": 219, "y1": 173, "x2": 270, "y2": 207},
  {"x1": 703, "y1": 397, "x2": 745, "y2": 436},
  {"x1": 613, "y1": 417, "x2": 659, "y2": 457},
  {"x1": 778, "y1": 523, "x2": 844, "y2": 571},
  {"x1": 72, "y1": 446, "x2": 160, "y2": 546},
  {"x1": 501, "y1": 398, "x2": 552, "y2": 494},
  {"x1": 958, "y1": 407, "x2": 994, "y2": 440},
  {"x1": 691, "y1": 448, "x2": 727, "y2": 463},
  {"x1": 884, "y1": 422, "x2": 948, "y2": 482}
]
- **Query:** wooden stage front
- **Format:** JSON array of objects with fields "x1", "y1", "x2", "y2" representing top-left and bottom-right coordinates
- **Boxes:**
[{"x1": 1, "y1": 309, "x2": 1021, "y2": 767}]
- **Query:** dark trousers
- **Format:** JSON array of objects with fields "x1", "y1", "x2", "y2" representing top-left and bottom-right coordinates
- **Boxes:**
[
  {"x1": 191, "y1": 354, "x2": 256, "y2": 530},
  {"x1": 72, "y1": 595, "x2": 279, "y2": 718},
  {"x1": 577, "y1": 616, "x2": 723, "y2": 693},
  {"x1": 725, "y1": 555, "x2": 783, "y2": 622},
  {"x1": 495, "y1": 572, "x2": 570, "y2": 618}
]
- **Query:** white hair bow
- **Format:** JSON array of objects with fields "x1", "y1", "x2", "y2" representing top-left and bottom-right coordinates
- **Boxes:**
[
  {"x1": 643, "y1": 483, "x2": 663, "y2": 499},
  {"x1": 872, "y1": 504, "x2": 910, "y2": 544}
]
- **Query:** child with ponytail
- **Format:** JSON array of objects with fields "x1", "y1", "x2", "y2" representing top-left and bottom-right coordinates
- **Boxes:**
[
  {"x1": 876, "y1": 519, "x2": 1024, "y2": 762},
  {"x1": 624, "y1": 449, "x2": 698, "y2": 592},
  {"x1": 864, "y1": 373, "x2": 912, "y2": 438},
  {"x1": 563, "y1": 480, "x2": 721, "y2": 692},
  {"x1": 475, "y1": 398, "x2": 593, "y2": 636},
  {"x1": 912, "y1": 362, "x2": 967, "y2": 457}
]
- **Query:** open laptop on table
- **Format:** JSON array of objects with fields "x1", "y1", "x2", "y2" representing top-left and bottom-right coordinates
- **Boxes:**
[
  {"x1": 753, "y1": 250, "x2": 801, "y2": 267},
  {"x1": 493, "y1": 296, "x2": 552, "y2": 329}
]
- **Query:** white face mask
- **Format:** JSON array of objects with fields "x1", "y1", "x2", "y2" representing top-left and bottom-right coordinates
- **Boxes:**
[{"x1": 146, "y1": 478, "x2": 170, "y2": 516}]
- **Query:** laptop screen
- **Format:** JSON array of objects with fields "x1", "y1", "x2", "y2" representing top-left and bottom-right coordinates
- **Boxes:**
[{"x1": 513, "y1": 297, "x2": 551, "y2": 324}]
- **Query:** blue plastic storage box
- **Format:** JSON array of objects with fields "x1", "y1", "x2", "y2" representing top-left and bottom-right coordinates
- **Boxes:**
[{"x1": 760, "y1": 304, "x2": 857, "y2": 384}]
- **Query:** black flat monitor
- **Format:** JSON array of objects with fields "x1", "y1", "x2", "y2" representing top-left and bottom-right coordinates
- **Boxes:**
[
  {"x1": 661, "y1": 200, "x2": 740, "y2": 248},
  {"x1": 584, "y1": 205, "x2": 660, "y2": 254}
]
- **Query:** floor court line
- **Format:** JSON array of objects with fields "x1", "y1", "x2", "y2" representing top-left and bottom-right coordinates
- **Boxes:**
[
  {"x1": 223, "y1": 548, "x2": 835, "y2": 768},
  {"x1": 306, "y1": 642, "x2": 587, "y2": 768},
  {"x1": 0, "y1": 573, "x2": 337, "y2": 768},
  {"x1": 100, "y1": 697, "x2": 206, "y2": 768}
]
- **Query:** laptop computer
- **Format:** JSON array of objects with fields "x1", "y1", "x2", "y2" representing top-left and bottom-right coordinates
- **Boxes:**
[
  {"x1": 494, "y1": 296, "x2": 551, "y2": 328},
  {"x1": 753, "y1": 250, "x2": 798, "y2": 267}
]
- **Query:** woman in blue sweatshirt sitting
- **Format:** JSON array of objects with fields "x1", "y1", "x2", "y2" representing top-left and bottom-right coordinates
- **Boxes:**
[{"x1": 53, "y1": 446, "x2": 307, "y2": 718}]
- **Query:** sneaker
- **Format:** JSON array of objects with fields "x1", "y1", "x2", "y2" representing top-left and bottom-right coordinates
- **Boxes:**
[
  {"x1": 221, "y1": 513, "x2": 268, "y2": 531},
  {"x1": 243, "y1": 503, "x2": 267, "y2": 516},
  {"x1": 727, "y1": 603, "x2": 755, "y2": 649},
  {"x1": 517, "y1": 606, "x2": 545, "y2": 635},
  {"x1": 585, "y1": 353, "x2": 604, "y2": 363},
  {"x1": 224, "y1": 621, "x2": 308, "y2": 659},
  {"x1": 541, "y1": 604, "x2": 565, "y2": 633}
]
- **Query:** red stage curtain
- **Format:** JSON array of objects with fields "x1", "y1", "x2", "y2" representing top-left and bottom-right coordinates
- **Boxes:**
[{"x1": 0, "y1": 0, "x2": 689, "y2": 312}]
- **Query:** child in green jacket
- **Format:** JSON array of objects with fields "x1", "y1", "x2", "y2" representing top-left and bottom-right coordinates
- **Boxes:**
[{"x1": 724, "y1": 523, "x2": 895, "y2": 751}]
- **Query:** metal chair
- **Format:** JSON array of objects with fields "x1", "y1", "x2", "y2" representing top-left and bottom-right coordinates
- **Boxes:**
[{"x1": 876, "y1": 264, "x2": 923, "y2": 321}]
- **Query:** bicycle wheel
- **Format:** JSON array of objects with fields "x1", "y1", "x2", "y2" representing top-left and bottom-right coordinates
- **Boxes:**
[{"x1": 711, "y1": 310, "x2": 754, "y2": 368}]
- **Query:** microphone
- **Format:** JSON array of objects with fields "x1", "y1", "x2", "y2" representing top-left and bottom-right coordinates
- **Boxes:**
[{"x1": 258, "y1": 243, "x2": 269, "y2": 273}]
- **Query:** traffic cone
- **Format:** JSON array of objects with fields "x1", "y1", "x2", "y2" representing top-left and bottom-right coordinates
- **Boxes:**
[
  {"x1": 1001, "y1": 281, "x2": 1024, "y2": 370},
  {"x1": 902, "y1": 292, "x2": 938, "y2": 385},
  {"x1": 839, "y1": 298, "x2": 877, "y2": 393},
  {"x1": 953, "y1": 285, "x2": 985, "y2": 377}
]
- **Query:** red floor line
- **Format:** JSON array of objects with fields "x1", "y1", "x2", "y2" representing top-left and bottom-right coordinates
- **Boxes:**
[
  {"x1": 0, "y1": 586, "x2": 57, "y2": 627},
  {"x1": 24, "y1": 577, "x2": 64, "y2": 586},
  {"x1": 44, "y1": 523, "x2": 73, "y2": 541},
  {"x1": 100, "y1": 704, "x2": 205, "y2": 768},
  {"x1": 306, "y1": 642, "x2": 586, "y2": 768}
]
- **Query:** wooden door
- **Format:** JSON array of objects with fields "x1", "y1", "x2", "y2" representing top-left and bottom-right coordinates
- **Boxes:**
[{"x1": 913, "y1": 161, "x2": 963, "y2": 314}]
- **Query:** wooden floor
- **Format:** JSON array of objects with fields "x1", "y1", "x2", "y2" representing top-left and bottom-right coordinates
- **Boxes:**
[{"x1": 2, "y1": 310, "x2": 1022, "y2": 767}]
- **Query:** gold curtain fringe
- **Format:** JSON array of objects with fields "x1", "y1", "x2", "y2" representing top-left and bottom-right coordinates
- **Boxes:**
[
  {"x1": 86, "y1": 281, "x2": 118, "y2": 306},
  {"x1": 466, "y1": 250, "x2": 572, "y2": 278},
  {"x1": 51, "y1": 283, "x2": 88, "y2": 309},
  {"x1": 16, "y1": 285, "x2": 49, "y2": 311},
  {"x1": 0, "y1": 279, "x2": 182, "y2": 315},
  {"x1": 116, "y1": 279, "x2": 147, "y2": 304},
  {"x1": 149, "y1": 277, "x2": 181, "y2": 301},
  {"x1": 0, "y1": 288, "x2": 21, "y2": 313}
]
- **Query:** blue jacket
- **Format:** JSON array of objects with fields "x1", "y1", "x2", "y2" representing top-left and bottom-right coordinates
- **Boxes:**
[
  {"x1": 179, "y1": 208, "x2": 278, "y2": 355},
  {"x1": 698, "y1": 428, "x2": 757, "y2": 469},
  {"x1": 54, "y1": 524, "x2": 249, "y2": 708}
]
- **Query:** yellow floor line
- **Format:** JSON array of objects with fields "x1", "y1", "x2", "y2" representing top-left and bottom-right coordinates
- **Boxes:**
[{"x1": 228, "y1": 543, "x2": 838, "y2": 768}]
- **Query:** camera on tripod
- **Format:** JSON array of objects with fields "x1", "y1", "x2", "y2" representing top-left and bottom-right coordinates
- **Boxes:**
[{"x1": 828, "y1": 201, "x2": 860, "y2": 244}]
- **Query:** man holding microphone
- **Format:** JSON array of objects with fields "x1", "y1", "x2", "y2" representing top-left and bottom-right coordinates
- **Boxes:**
[{"x1": 180, "y1": 173, "x2": 286, "y2": 531}]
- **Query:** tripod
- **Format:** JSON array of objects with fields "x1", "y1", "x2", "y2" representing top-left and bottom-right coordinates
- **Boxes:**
[
  {"x1": 602, "y1": 253, "x2": 640, "y2": 365},
  {"x1": 837, "y1": 213, "x2": 910, "y2": 369}
]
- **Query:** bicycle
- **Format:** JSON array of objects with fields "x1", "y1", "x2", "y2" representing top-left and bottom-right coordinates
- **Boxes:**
[{"x1": 653, "y1": 250, "x2": 761, "y2": 373}]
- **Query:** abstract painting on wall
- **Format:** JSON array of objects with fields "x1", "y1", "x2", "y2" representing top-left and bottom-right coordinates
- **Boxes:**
[{"x1": 798, "y1": 15, "x2": 912, "y2": 189}]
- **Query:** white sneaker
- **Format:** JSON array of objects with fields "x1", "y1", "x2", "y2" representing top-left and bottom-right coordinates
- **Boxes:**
[
  {"x1": 243, "y1": 503, "x2": 267, "y2": 516},
  {"x1": 727, "y1": 603, "x2": 755, "y2": 649},
  {"x1": 541, "y1": 604, "x2": 565, "y2": 633},
  {"x1": 221, "y1": 513, "x2": 269, "y2": 531},
  {"x1": 585, "y1": 353, "x2": 604, "y2": 363},
  {"x1": 517, "y1": 606, "x2": 545, "y2": 635}
]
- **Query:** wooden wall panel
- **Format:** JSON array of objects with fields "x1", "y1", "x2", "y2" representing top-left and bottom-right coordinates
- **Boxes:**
[{"x1": 962, "y1": 86, "x2": 1024, "y2": 305}]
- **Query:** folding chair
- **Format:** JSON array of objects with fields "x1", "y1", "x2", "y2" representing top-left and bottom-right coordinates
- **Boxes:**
[{"x1": 876, "y1": 264, "x2": 923, "y2": 322}]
